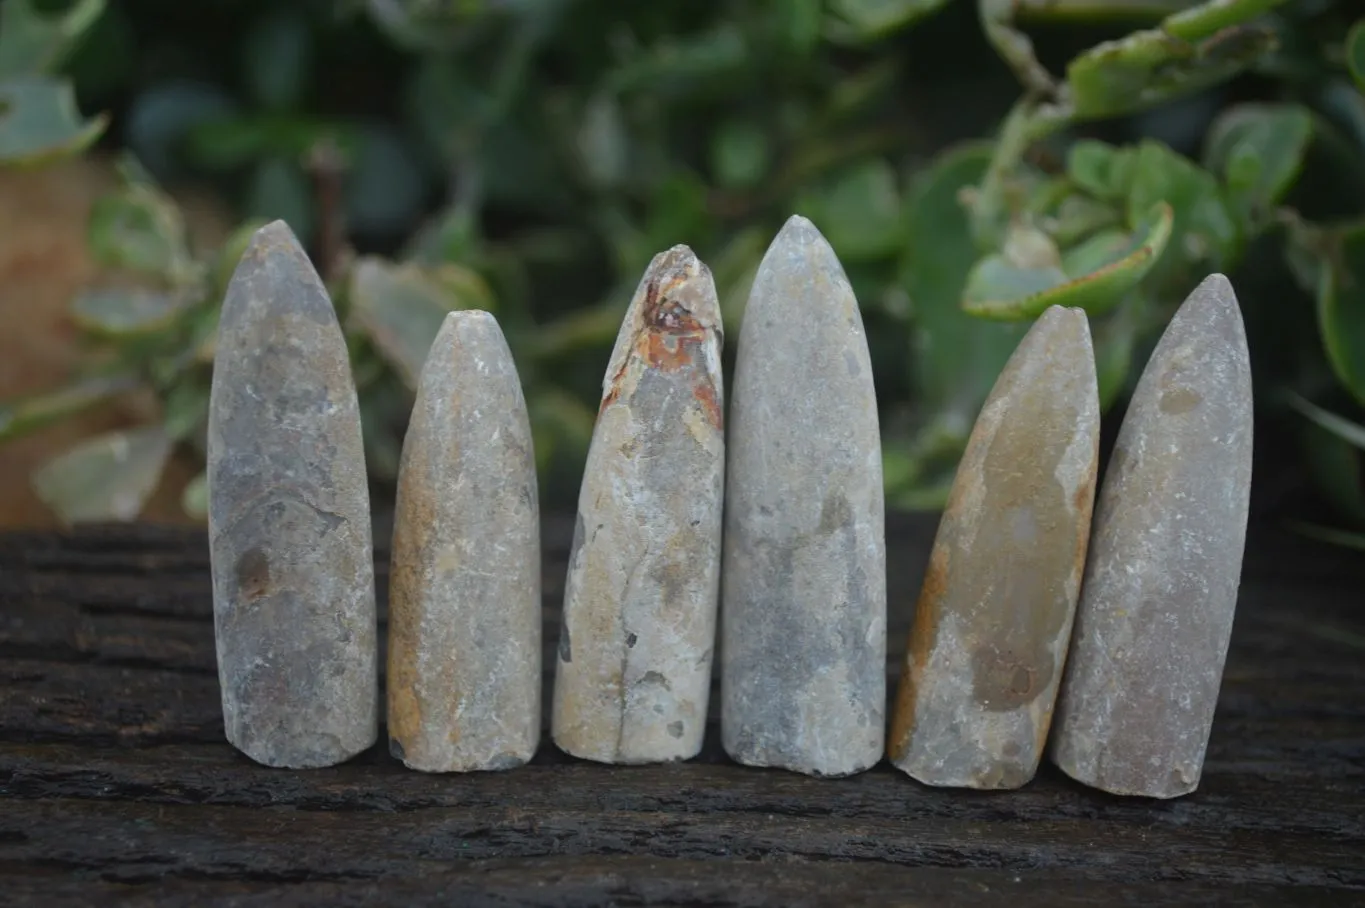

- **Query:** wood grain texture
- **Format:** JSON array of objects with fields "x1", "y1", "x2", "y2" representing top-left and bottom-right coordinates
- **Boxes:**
[{"x1": 0, "y1": 512, "x2": 1362, "y2": 906}]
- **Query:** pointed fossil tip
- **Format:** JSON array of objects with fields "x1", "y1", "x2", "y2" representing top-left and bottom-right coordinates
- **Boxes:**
[
  {"x1": 429, "y1": 309, "x2": 507, "y2": 369},
  {"x1": 1174, "y1": 272, "x2": 1246, "y2": 343},
  {"x1": 257, "y1": 218, "x2": 296, "y2": 239},
  {"x1": 246, "y1": 219, "x2": 304, "y2": 254},
  {"x1": 647, "y1": 243, "x2": 708, "y2": 281},
  {"x1": 1030, "y1": 304, "x2": 1093, "y2": 346},
  {"x1": 221, "y1": 216, "x2": 334, "y2": 326},
  {"x1": 757, "y1": 214, "x2": 840, "y2": 276},
  {"x1": 1035, "y1": 303, "x2": 1084, "y2": 324},
  {"x1": 775, "y1": 213, "x2": 827, "y2": 246},
  {"x1": 1187, "y1": 272, "x2": 1238, "y2": 310},
  {"x1": 232, "y1": 218, "x2": 311, "y2": 277},
  {"x1": 640, "y1": 244, "x2": 715, "y2": 295},
  {"x1": 442, "y1": 308, "x2": 497, "y2": 328}
]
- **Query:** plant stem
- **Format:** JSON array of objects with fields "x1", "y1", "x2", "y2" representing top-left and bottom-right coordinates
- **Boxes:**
[
  {"x1": 968, "y1": 98, "x2": 1073, "y2": 249},
  {"x1": 0, "y1": 373, "x2": 144, "y2": 443},
  {"x1": 307, "y1": 136, "x2": 348, "y2": 286},
  {"x1": 979, "y1": 0, "x2": 1058, "y2": 98}
]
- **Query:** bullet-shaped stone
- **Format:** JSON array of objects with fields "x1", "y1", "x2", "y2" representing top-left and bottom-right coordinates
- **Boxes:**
[
  {"x1": 721, "y1": 215, "x2": 886, "y2": 778},
  {"x1": 207, "y1": 220, "x2": 377, "y2": 769},
  {"x1": 888, "y1": 306, "x2": 1100, "y2": 789},
  {"x1": 1049, "y1": 274, "x2": 1253, "y2": 799},
  {"x1": 551, "y1": 245, "x2": 725, "y2": 764},
  {"x1": 387, "y1": 310, "x2": 541, "y2": 773}
]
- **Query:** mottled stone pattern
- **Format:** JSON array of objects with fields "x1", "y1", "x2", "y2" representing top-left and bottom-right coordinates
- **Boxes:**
[
  {"x1": 1049, "y1": 274, "x2": 1253, "y2": 799},
  {"x1": 720, "y1": 215, "x2": 886, "y2": 778},
  {"x1": 551, "y1": 245, "x2": 725, "y2": 764},
  {"x1": 387, "y1": 311, "x2": 541, "y2": 773},
  {"x1": 207, "y1": 220, "x2": 377, "y2": 769},
  {"x1": 888, "y1": 306, "x2": 1100, "y2": 789}
]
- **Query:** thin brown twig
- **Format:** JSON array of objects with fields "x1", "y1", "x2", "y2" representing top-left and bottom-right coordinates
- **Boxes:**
[{"x1": 306, "y1": 136, "x2": 349, "y2": 286}]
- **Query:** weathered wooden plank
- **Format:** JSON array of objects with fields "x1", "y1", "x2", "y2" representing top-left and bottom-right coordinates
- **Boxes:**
[
  {"x1": 2, "y1": 742, "x2": 1362, "y2": 838},
  {"x1": 7, "y1": 866, "x2": 1363, "y2": 908},
  {"x1": 0, "y1": 515, "x2": 1362, "y2": 906},
  {"x1": 0, "y1": 792, "x2": 1360, "y2": 889}
]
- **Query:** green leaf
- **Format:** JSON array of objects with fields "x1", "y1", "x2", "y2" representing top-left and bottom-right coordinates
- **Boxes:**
[
  {"x1": 123, "y1": 81, "x2": 240, "y2": 179},
  {"x1": 1316, "y1": 224, "x2": 1365, "y2": 406},
  {"x1": 0, "y1": 0, "x2": 105, "y2": 78},
  {"x1": 1203, "y1": 102, "x2": 1313, "y2": 232},
  {"x1": 70, "y1": 288, "x2": 187, "y2": 338},
  {"x1": 1289, "y1": 392, "x2": 1365, "y2": 450},
  {"x1": 401, "y1": 204, "x2": 481, "y2": 266},
  {"x1": 181, "y1": 471, "x2": 208, "y2": 521},
  {"x1": 800, "y1": 159, "x2": 904, "y2": 262},
  {"x1": 358, "y1": 375, "x2": 410, "y2": 485},
  {"x1": 31, "y1": 425, "x2": 173, "y2": 525},
  {"x1": 709, "y1": 225, "x2": 769, "y2": 334},
  {"x1": 1093, "y1": 295, "x2": 1141, "y2": 411},
  {"x1": 1067, "y1": 139, "x2": 1137, "y2": 202},
  {"x1": 1286, "y1": 521, "x2": 1365, "y2": 551},
  {"x1": 962, "y1": 224, "x2": 1066, "y2": 316},
  {"x1": 1065, "y1": 13, "x2": 1279, "y2": 121},
  {"x1": 247, "y1": 156, "x2": 314, "y2": 246},
  {"x1": 636, "y1": 169, "x2": 716, "y2": 269},
  {"x1": 1013, "y1": 0, "x2": 1193, "y2": 20},
  {"x1": 1294, "y1": 397, "x2": 1365, "y2": 530},
  {"x1": 1051, "y1": 194, "x2": 1123, "y2": 247},
  {"x1": 576, "y1": 91, "x2": 627, "y2": 190},
  {"x1": 824, "y1": 0, "x2": 956, "y2": 43},
  {"x1": 1124, "y1": 139, "x2": 1238, "y2": 286},
  {"x1": 527, "y1": 387, "x2": 596, "y2": 478},
  {"x1": 1348, "y1": 19, "x2": 1365, "y2": 95},
  {"x1": 527, "y1": 298, "x2": 629, "y2": 361},
  {"x1": 163, "y1": 382, "x2": 210, "y2": 443},
  {"x1": 964, "y1": 201, "x2": 1172, "y2": 320},
  {"x1": 711, "y1": 119, "x2": 769, "y2": 190},
  {"x1": 87, "y1": 181, "x2": 190, "y2": 277},
  {"x1": 361, "y1": 0, "x2": 496, "y2": 53},
  {"x1": 0, "y1": 76, "x2": 108, "y2": 167},
  {"x1": 343, "y1": 123, "x2": 430, "y2": 237},
  {"x1": 778, "y1": 0, "x2": 823, "y2": 54},
  {"x1": 0, "y1": 374, "x2": 142, "y2": 442},
  {"x1": 242, "y1": 9, "x2": 311, "y2": 112},
  {"x1": 901, "y1": 141, "x2": 1028, "y2": 490},
  {"x1": 348, "y1": 257, "x2": 496, "y2": 390},
  {"x1": 604, "y1": 25, "x2": 748, "y2": 96},
  {"x1": 1161, "y1": 0, "x2": 1288, "y2": 41}
]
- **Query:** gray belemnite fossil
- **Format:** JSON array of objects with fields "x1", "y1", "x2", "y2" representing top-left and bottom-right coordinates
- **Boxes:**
[
  {"x1": 207, "y1": 219, "x2": 378, "y2": 769},
  {"x1": 1049, "y1": 273, "x2": 1254, "y2": 799},
  {"x1": 889, "y1": 305, "x2": 1100, "y2": 790},
  {"x1": 387, "y1": 310, "x2": 541, "y2": 773},
  {"x1": 720, "y1": 214, "x2": 887, "y2": 778},
  {"x1": 551, "y1": 244, "x2": 725, "y2": 764}
]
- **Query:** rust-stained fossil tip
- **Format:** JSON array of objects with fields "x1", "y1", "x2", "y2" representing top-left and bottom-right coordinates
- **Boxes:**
[
  {"x1": 649, "y1": 243, "x2": 704, "y2": 275},
  {"x1": 553, "y1": 245, "x2": 725, "y2": 766}
]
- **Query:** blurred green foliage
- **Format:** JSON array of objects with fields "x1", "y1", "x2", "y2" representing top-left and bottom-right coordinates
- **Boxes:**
[
  {"x1": 0, "y1": 0, "x2": 1363, "y2": 549},
  {"x1": 0, "y1": 0, "x2": 107, "y2": 165}
]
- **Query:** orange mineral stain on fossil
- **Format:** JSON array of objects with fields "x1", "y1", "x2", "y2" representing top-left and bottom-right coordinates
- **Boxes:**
[
  {"x1": 600, "y1": 271, "x2": 720, "y2": 417},
  {"x1": 692, "y1": 378, "x2": 724, "y2": 431},
  {"x1": 554, "y1": 244, "x2": 724, "y2": 766},
  {"x1": 888, "y1": 542, "x2": 949, "y2": 760}
]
